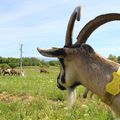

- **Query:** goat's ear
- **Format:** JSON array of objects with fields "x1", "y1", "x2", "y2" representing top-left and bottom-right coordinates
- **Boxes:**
[
  {"x1": 81, "y1": 44, "x2": 94, "y2": 54},
  {"x1": 37, "y1": 47, "x2": 66, "y2": 58}
]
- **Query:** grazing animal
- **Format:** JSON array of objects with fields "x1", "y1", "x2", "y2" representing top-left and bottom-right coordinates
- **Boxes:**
[
  {"x1": 2, "y1": 68, "x2": 20, "y2": 76},
  {"x1": 40, "y1": 68, "x2": 49, "y2": 73},
  {"x1": 2, "y1": 69, "x2": 11, "y2": 76},
  {"x1": 10, "y1": 69, "x2": 20, "y2": 76},
  {"x1": 0, "y1": 68, "x2": 2, "y2": 75},
  {"x1": 37, "y1": 6, "x2": 120, "y2": 116}
]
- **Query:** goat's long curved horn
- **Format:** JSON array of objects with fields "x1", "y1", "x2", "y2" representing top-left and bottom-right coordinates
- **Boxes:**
[
  {"x1": 65, "y1": 6, "x2": 81, "y2": 47},
  {"x1": 76, "y1": 13, "x2": 120, "y2": 44}
]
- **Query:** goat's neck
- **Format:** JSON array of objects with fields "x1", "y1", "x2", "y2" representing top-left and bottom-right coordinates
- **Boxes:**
[{"x1": 77, "y1": 54, "x2": 119, "y2": 98}]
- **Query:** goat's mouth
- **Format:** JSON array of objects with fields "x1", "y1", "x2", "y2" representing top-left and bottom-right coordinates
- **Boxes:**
[
  {"x1": 57, "y1": 74, "x2": 66, "y2": 90},
  {"x1": 57, "y1": 83, "x2": 66, "y2": 90}
]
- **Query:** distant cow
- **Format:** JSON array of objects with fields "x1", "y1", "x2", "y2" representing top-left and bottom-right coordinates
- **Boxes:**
[{"x1": 40, "y1": 68, "x2": 49, "y2": 73}]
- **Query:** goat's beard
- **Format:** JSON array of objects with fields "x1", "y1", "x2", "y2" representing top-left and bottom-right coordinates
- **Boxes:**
[{"x1": 67, "y1": 87, "x2": 76, "y2": 109}]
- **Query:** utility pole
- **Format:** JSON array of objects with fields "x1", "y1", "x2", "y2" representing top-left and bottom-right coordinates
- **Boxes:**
[{"x1": 20, "y1": 44, "x2": 24, "y2": 76}]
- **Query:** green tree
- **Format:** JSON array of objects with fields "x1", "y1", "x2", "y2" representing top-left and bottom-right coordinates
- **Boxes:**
[
  {"x1": 0, "y1": 64, "x2": 10, "y2": 69},
  {"x1": 8, "y1": 63, "x2": 17, "y2": 68},
  {"x1": 39, "y1": 60, "x2": 49, "y2": 68},
  {"x1": 31, "y1": 57, "x2": 40, "y2": 66},
  {"x1": 108, "y1": 54, "x2": 118, "y2": 62},
  {"x1": 0, "y1": 57, "x2": 49, "y2": 67},
  {"x1": 49, "y1": 60, "x2": 59, "y2": 66},
  {"x1": 118, "y1": 56, "x2": 120, "y2": 64}
]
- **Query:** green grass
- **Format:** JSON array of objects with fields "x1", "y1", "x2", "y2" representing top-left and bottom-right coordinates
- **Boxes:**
[{"x1": 0, "y1": 66, "x2": 118, "y2": 120}]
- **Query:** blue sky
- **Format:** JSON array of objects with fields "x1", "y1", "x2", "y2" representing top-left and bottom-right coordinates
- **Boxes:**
[{"x1": 0, "y1": 0, "x2": 120, "y2": 59}]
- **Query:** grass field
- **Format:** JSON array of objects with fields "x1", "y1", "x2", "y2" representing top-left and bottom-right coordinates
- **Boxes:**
[{"x1": 0, "y1": 66, "x2": 118, "y2": 120}]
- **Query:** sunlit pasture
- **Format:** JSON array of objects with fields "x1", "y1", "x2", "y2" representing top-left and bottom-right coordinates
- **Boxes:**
[{"x1": 0, "y1": 66, "x2": 117, "y2": 120}]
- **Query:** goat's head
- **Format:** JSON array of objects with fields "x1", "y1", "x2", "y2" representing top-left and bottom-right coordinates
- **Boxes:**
[
  {"x1": 38, "y1": 6, "x2": 82, "y2": 90},
  {"x1": 37, "y1": 6, "x2": 120, "y2": 91}
]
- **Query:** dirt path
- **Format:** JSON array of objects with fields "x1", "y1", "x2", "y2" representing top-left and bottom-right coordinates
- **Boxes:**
[{"x1": 0, "y1": 92, "x2": 34, "y2": 103}]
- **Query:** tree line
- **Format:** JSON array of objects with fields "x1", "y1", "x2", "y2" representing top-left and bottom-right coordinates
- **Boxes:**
[
  {"x1": 0, "y1": 54, "x2": 120, "y2": 69},
  {"x1": 0, "y1": 57, "x2": 59, "y2": 69},
  {"x1": 108, "y1": 54, "x2": 120, "y2": 63}
]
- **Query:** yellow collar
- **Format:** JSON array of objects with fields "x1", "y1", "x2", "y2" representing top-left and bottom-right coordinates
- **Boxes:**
[
  {"x1": 117, "y1": 67, "x2": 120, "y2": 75},
  {"x1": 106, "y1": 68, "x2": 120, "y2": 96}
]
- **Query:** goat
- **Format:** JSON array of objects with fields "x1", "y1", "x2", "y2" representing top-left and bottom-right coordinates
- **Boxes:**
[
  {"x1": 0, "y1": 68, "x2": 2, "y2": 75},
  {"x1": 40, "y1": 68, "x2": 49, "y2": 73},
  {"x1": 2, "y1": 69, "x2": 11, "y2": 76},
  {"x1": 37, "y1": 6, "x2": 120, "y2": 116},
  {"x1": 10, "y1": 69, "x2": 20, "y2": 76}
]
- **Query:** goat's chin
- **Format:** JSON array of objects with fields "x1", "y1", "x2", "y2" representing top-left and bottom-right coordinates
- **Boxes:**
[{"x1": 67, "y1": 87, "x2": 76, "y2": 109}]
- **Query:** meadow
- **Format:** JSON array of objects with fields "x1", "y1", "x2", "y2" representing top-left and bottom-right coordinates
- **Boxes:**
[{"x1": 0, "y1": 66, "x2": 118, "y2": 120}]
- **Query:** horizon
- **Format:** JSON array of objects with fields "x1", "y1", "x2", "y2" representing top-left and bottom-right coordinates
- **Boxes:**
[{"x1": 0, "y1": 0, "x2": 120, "y2": 59}]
